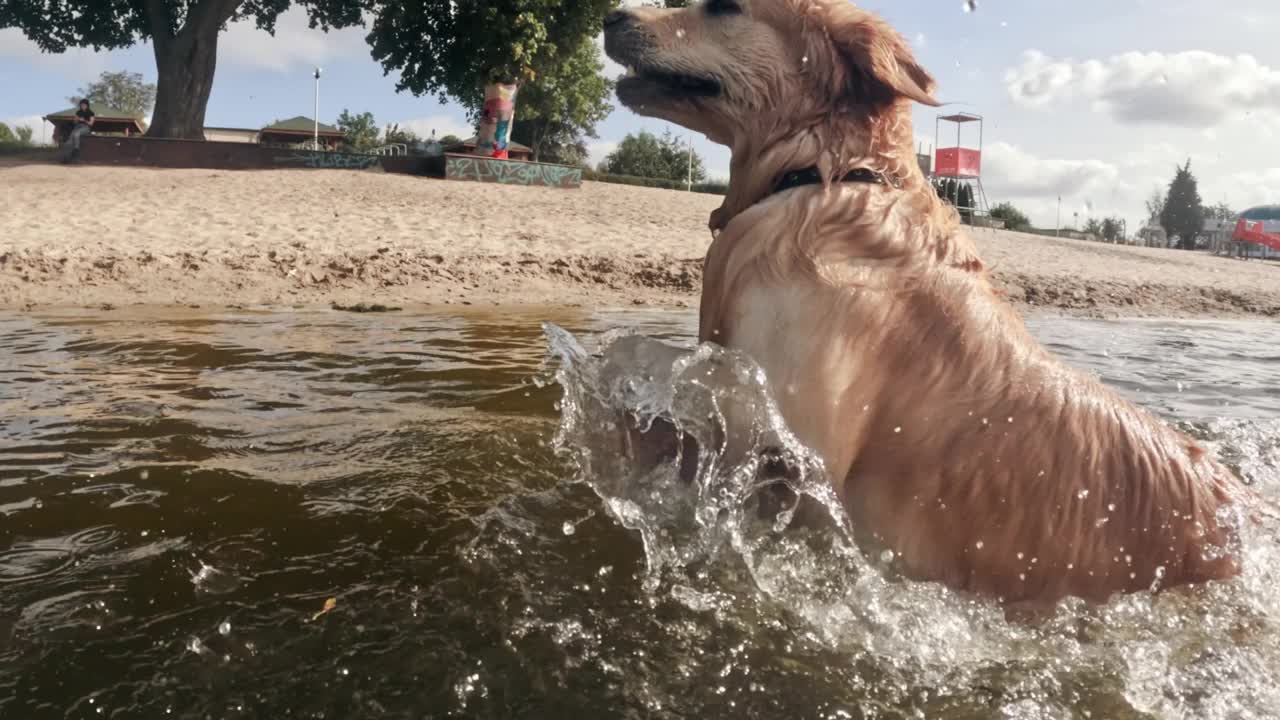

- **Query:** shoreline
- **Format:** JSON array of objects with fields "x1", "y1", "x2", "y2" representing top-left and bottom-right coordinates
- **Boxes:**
[{"x1": 3, "y1": 163, "x2": 1279, "y2": 321}]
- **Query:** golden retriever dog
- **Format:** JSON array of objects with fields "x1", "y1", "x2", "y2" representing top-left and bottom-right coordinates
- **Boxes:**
[{"x1": 602, "y1": 0, "x2": 1261, "y2": 610}]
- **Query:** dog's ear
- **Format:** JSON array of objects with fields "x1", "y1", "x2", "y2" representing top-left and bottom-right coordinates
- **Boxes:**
[{"x1": 825, "y1": 10, "x2": 939, "y2": 107}]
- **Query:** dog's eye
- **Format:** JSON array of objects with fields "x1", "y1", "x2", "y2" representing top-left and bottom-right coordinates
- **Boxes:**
[{"x1": 704, "y1": 0, "x2": 742, "y2": 16}]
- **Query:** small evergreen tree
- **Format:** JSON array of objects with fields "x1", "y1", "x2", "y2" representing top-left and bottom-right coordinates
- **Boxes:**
[{"x1": 1159, "y1": 160, "x2": 1205, "y2": 250}]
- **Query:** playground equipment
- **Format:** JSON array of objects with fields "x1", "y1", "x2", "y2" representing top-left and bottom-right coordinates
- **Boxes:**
[{"x1": 934, "y1": 112, "x2": 991, "y2": 220}]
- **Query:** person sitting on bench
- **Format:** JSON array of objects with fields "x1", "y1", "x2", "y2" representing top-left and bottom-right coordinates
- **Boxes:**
[{"x1": 63, "y1": 99, "x2": 95, "y2": 161}]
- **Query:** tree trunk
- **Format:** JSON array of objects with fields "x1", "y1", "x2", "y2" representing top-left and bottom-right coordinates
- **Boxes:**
[{"x1": 144, "y1": 0, "x2": 239, "y2": 140}]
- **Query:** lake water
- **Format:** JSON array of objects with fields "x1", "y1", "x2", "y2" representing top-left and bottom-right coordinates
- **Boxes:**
[{"x1": 1, "y1": 307, "x2": 1278, "y2": 719}]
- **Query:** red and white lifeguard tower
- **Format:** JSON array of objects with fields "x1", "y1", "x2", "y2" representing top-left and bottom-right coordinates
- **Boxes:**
[{"x1": 934, "y1": 112, "x2": 990, "y2": 220}]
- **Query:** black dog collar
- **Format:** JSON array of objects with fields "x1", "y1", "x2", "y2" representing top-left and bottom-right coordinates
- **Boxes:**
[{"x1": 771, "y1": 167, "x2": 888, "y2": 195}]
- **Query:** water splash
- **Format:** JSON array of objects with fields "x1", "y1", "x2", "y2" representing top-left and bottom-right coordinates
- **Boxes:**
[{"x1": 541, "y1": 322, "x2": 1280, "y2": 716}]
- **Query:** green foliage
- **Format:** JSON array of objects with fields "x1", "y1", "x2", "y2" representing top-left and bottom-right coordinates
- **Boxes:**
[
  {"x1": 1159, "y1": 159, "x2": 1205, "y2": 251},
  {"x1": 599, "y1": 130, "x2": 706, "y2": 184},
  {"x1": 1083, "y1": 218, "x2": 1103, "y2": 237},
  {"x1": 582, "y1": 169, "x2": 726, "y2": 195},
  {"x1": 382, "y1": 123, "x2": 419, "y2": 145},
  {"x1": 0, "y1": 123, "x2": 14, "y2": 143},
  {"x1": 1207, "y1": 201, "x2": 1236, "y2": 221},
  {"x1": 508, "y1": 41, "x2": 613, "y2": 164},
  {"x1": 367, "y1": 0, "x2": 615, "y2": 109},
  {"x1": 439, "y1": 134, "x2": 464, "y2": 147},
  {"x1": 336, "y1": 109, "x2": 379, "y2": 152},
  {"x1": 989, "y1": 201, "x2": 1031, "y2": 230},
  {"x1": 72, "y1": 70, "x2": 156, "y2": 118},
  {"x1": 15, "y1": 125, "x2": 33, "y2": 145},
  {"x1": 1100, "y1": 217, "x2": 1123, "y2": 243}
]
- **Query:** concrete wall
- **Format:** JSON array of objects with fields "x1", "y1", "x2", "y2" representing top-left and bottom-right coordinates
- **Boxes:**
[{"x1": 203, "y1": 128, "x2": 258, "y2": 144}]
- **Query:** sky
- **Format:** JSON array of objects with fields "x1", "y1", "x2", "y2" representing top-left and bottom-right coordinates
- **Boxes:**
[{"x1": 3, "y1": 0, "x2": 1279, "y2": 230}]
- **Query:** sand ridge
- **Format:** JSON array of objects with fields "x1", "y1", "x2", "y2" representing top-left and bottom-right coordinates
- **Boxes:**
[{"x1": 2, "y1": 163, "x2": 1278, "y2": 318}]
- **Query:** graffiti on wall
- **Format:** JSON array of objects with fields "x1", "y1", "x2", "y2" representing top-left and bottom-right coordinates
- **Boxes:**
[
  {"x1": 273, "y1": 152, "x2": 382, "y2": 170},
  {"x1": 446, "y1": 156, "x2": 582, "y2": 189}
]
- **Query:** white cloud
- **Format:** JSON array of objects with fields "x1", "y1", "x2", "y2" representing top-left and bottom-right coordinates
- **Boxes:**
[
  {"x1": 220, "y1": 8, "x2": 368, "y2": 73},
  {"x1": 0, "y1": 28, "x2": 116, "y2": 81},
  {"x1": 587, "y1": 140, "x2": 618, "y2": 168},
  {"x1": 1005, "y1": 49, "x2": 1280, "y2": 129},
  {"x1": 976, "y1": 139, "x2": 1280, "y2": 230},
  {"x1": 395, "y1": 115, "x2": 475, "y2": 141}
]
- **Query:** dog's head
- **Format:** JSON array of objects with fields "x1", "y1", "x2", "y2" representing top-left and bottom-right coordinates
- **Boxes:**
[{"x1": 603, "y1": 0, "x2": 938, "y2": 144}]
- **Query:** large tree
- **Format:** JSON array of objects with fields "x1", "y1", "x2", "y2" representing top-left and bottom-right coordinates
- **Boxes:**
[
  {"x1": 1159, "y1": 160, "x2": 1205, "y2": 251},
  {"x1": 508, "y1": 41, "x2": 613, "y2": 164},
  {"x1": 73, "y1": 70, "x2": 157, "y2": 119},
  {"x1": 366, "y1": 0, "x2": 614, "y2": 109},
  {"x1": 1, "y1": 0, "x2": 365, "y2": 139}
]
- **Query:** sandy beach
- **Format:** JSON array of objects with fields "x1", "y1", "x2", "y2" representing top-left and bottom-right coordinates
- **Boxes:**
[{"x1": 2, "y1": 160, "x2": 1278, "y2": 318}]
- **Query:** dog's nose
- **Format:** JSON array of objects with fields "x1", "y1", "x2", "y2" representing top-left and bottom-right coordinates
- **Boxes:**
[{"x1": 604, "y1": 9, "x2": 630, "y2": 28}]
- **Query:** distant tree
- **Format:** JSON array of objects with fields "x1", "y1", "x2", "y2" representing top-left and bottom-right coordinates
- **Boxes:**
[
  {"x1": 1083, "y1": 218, "x2": 1103, "y2": 238},
  {"x1": 73, "y1": 71, "x2": 156, "y2": 119},
  {"x1": 1145, "y1": 186, "x2": 1166, "y2": 227},
  {"x1": 989, "y1": 201, "x2": 1031, "y2": 230},
  {"x1": 0, "y1": 122, "x2": 14, "y2": 144},
  {"x1": 3, "y1": 2, "x2": 365, "y2": 139},
  {"x1": 382, "y1": 123, "x2": 419, "y2": 146},
  {"x1": 16, "y1": 125, "x2": 33, "y2": 145},
  {"x1": 508, "y1": 41, "x2": 613, "y2": 164},
  {"x1": 1159, "y1": 160, "x2": 1205, "y2": 251},
  {"x1": 337, "y1": 109, "x2": 379, "y2": 152},
  {"x1": 600, "y1": 130, "x2": 705, "y2": 184},
  {"x1": 1101, "y1": 217, "x2": 1123, "y2": 243},
  {"x1": 439, "y1": 134, "x2": 463, "y2": 147},
  {"x1": 1207, "y1": 202, "x2": 1236, "y2": 221}
]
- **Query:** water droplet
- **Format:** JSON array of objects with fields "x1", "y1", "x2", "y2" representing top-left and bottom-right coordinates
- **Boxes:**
[
  {"x1": 974, "y1": 540, "x2": 984, "y2": 550},
  {"x1": 676, "y1": 28, "x2": 685, "y2": 39},
  {"x1": 1107, "y1": 503, "x2": 1116, "y2": 511},
  {"x1": 1077, "y1": 489, "x2": 1090, "y2": 499},
  {"x1": 893, "y1": 426, "x2": 902, "y2": 433},
  {"x1": 561, "y1": 521, "x2": 576, "y2": 536},
  {"x1": 597, "y1": 565, "x2": 613, "y2": 577},
  {"x1": 187, "y1": 636, "x2": 208, "y2": 655},
  {"x1": 1018, "y1": 573, "x2": 1026, "y2": 581},
  {"x1": 140, "y1": 469, "x2": 149, "y2": 480},
  {"x1": 218, "y1": 620, "x2": 231, "y2": 636},
  {"x1": 339, "y1": 667, "x2": 350, "y2": 677},
  {"x1": 1016, "y1": 552, "x2": 1024, "y2": 560},
  {"x1": 1095, "y1": 517, "x2": 1110, "y2": 527},
  {"x1": 879, "y1": 549, "x2": 894, "y2": 563}
]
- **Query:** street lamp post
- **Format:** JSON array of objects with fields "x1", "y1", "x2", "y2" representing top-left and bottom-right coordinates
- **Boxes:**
[
  {"x1": 686, "y1": 135, "x2": 693, "y2": 191},
  {"x1": 313, "y1": 67, "x2": 322, "y2": 149}
]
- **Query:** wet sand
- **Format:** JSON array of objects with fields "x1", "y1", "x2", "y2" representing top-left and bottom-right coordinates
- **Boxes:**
[{"x1": 2, "y1": 162, "x2": 1278, "y2": 318}]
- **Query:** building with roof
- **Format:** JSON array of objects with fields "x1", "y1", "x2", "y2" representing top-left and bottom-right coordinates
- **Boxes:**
[
  {"x1": 43, "y1": 105, "x2": 146, "y2": 145},
  {"x1": 203, "y1": 126, "x2": 259, "y2": 144},
  {"x1": 258, "y1": 116, "x2": 345, "y2": 150}
]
